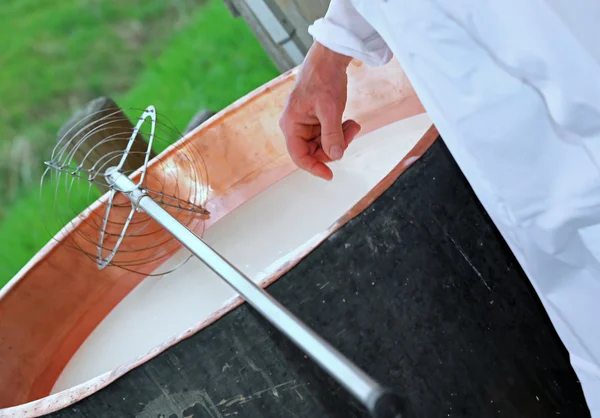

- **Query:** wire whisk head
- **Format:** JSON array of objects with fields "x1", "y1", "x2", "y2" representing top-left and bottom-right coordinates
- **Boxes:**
[{"x1": 42, "y1": 100, "x2": 210, "y2": 276}]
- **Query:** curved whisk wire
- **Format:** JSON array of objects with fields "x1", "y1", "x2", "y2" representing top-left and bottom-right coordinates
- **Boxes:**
[{"x1": 41, "y1": 103, "x2": 211, "y2": 276}]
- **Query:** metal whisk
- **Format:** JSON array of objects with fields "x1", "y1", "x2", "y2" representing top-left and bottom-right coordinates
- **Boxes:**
[
  {"x1": 43, "y1": 102, "x2": 210, "y2": 276},
  {"x1": 43, "y1": 105, "x2": 411, "y2": 418}
]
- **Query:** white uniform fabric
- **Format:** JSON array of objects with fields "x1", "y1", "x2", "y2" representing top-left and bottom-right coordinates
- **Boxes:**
[{"x1": 310, "y1": 0, "x2": 600, "y2": 415}]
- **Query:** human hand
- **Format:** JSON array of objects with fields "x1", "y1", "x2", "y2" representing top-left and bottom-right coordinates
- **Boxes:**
[{"x1": 279, "y1": 42, "x2": 361, "y2": 180}]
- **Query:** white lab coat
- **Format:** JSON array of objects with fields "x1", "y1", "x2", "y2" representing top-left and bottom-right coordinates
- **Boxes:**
[{"x1": 310, "y1": 0, "x2": 600, "y2": 415}]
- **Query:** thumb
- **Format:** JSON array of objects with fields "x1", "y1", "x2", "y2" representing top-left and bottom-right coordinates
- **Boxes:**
[{"x1": 317, "y1": 107, "x2": 346, "y2": 161}]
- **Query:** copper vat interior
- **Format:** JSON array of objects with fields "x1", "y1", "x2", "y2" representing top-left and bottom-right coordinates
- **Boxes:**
[{"x1": 0, "y1": 59, "x2": 437, "y2": 417}]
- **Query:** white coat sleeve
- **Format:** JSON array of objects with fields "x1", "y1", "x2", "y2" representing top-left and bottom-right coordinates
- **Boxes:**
[{"x1": 307, "y1": 0, "x2": 393, "y2": 67}]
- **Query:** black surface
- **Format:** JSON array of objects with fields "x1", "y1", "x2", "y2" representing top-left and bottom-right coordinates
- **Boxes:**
[
  {"x1": 371, "y1": 390, "x2": 412, "y2": 418},
  {"x1": 48, "y1": 139, "x2": 590, "y2": 418}
]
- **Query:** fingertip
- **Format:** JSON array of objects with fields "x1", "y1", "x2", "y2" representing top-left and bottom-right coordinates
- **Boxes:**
[
  {"x1": 343, "y1": 119, "x2": 361, "y2": 131},
  {"x1": 329, "y1": 145, "x2": 343, "y2": 160},
  {"x1": 343, "y1": 119, "x2": 362, "y2": 146},
  {"x1": 319, "y1": 117, "x2": 346, "y2": 161},
  {"x1": 312, "y1": 161, "x2": 333, "y2": 180},
  {"x1": 320, "y1": 137, "x2": 344, "y2": 161},
  {"x1": 296, "y1": 154, "x2": 333, "y2": 181}
]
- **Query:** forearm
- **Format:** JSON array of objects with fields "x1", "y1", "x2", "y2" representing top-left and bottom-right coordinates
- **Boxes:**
[{"x1": 303, "y1": 41, "x2": 353, "y2": 75}]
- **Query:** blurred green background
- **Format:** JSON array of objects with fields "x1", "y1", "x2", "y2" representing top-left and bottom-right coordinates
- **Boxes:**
[{"x1": 0, "y1": 0, "x2": 279, "y2": 287}]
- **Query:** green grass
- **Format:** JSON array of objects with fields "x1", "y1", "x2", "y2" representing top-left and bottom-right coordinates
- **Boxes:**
[
  {"x1": 0, "y1": 0, "x2": 200, "y2": 140},
  {"x1": 0, "y1": 177, "x2": 102, "y2": 287},
  {"x1": 0, "y1": 0, "x2": 279, "y2": 288},
  {"x1": 0, "y1": 0, "x2": 203, "y2": 210}
]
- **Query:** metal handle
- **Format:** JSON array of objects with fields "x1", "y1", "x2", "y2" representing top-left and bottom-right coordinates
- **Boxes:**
[{"x1": 107, "y1": 168, "x2": 411, "y2": 417}]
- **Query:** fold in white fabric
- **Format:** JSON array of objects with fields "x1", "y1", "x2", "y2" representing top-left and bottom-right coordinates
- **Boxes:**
[
  {"x1": 308, "y1": 0, "x2": 392, "y2": 66},
  {"x1": 309, "y1": 1, "x2": 600, "y2": 415}
]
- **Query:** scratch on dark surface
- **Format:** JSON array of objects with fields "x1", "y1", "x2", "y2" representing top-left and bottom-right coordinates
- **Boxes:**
[
  {"x1": 390, "y1": 224, "x2": 402, "y2": 242},
  {"x1": 447, "y1": 234, "x2": 491, "y2": 291},
  {"x1": 136, "y1": 382, "x2": 305, "y2": 418},
  {"x1": 199, "y1": 390, "x2": 223, "y2": 418},
  {"x1": 335, "y1": 328, "x2": 348, "y2": 339},
  {"x1": 167, "y1": 353, "x2": 183, "y2": 371},
  {"x1": 179, "y1": 389, "x2": 224, "y2": 418},
  {"x1": 281, "y1": 405, "x2": 301, "y2": 418},
  {"x1": 365, "y1": 235, "x2": 378, "y2": 255},
  {"x1": 147, "y1": 369, "x2": 180, "y2": 413},
  {"x1": 298, "y1": 281, "x2": 330, "y2": 306},
  {"x1": 217, "y1": 380, "x2": 299, "y2": 408},
  {"x1": 220, "y1": 334, "x2": 272, "y2": 363},
  {"x1": 247, "y1": 358, "x2": 279, "y2": 397},
  {"x1": 232, "y1": 334, "x2": 281, "y2": 398},
  {"x1": 299, "y1": 296, "x2": 311, "y2": 305},
  {"x1": 136, "y1": 389, "x2": 222, "y2": 418}
]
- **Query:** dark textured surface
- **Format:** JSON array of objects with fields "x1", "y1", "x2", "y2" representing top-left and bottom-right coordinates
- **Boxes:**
[{"x1": 48, "y1": 139, "x2": 590, "y2": 418}]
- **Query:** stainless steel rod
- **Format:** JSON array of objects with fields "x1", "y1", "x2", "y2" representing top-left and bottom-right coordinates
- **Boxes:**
[{"x1": 107, "y1": 169, "x2": 384, "y2": 410}]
